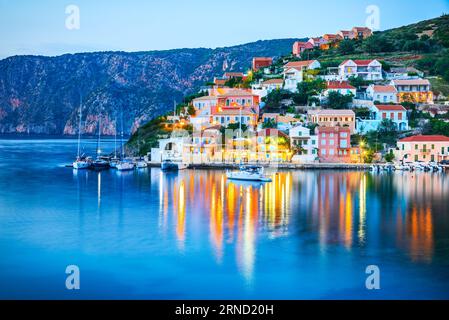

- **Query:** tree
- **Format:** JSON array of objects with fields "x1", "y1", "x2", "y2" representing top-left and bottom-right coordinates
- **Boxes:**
[
  {"x1": 326, "y1": 91, "x2": 353, "y2": 109},
  {"x1": 263, "y1": 89, "x2": 292, "y2": 111},
  {"x1": 262, "y1": 118, "x2": 277, "y2": 129},
  {"x1": 338, "y1": 40, "x2": 355, "y2": 55},
  {"x1": 385, "y1": 150, "x2": 395, "y2": 163},
  {"x1": 293, "y1": 78, "x2": 326, "y2": 105},
  {"x1": 377, "y1": 119, "x2": 399, "y2": 146}
]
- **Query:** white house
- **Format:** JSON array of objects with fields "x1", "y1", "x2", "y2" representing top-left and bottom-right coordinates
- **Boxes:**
[
  {"x1": 252, "y1": 78, "x2": 284, "y2": 98},
  {"x1": 323, "y1": 81, "x2": 356, "y2": 97},
  {"x1": 283, "y1": 60, "x2": 321, "y2": 92},
  {"x1": 289, "y1": 125, "x2": 318, "y2": 163},
  {"x1": 192, "y1": 96, "x2": 218, "y2": 111},
  {"x1": 356, "y1": 104, "x2": 409, "y2": 134},
  {"x1": 366, "y1": 85, "x2": 398, "y2": 104},
  {"x1": 338, "y1": 59, "x2": 383, "y2": 81}
]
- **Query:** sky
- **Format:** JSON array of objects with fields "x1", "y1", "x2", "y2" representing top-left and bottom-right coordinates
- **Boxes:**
[{"x1": 0, "y1": 0, "x2": 448, "y2": 59}]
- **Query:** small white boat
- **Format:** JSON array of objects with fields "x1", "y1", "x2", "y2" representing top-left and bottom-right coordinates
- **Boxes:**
[
  {"x1": 226, "y1": 165, "x2": 272, "y2": 182},
  {"x1": 116, "y1": 160, "x2": 135, "y2": 171},
  {"x1": 135, "y1": 160, "x2": 148, "y2": 169},
  {"x1": 161, "y1": 160, "x2": 187, "y2": 171},
  {"x1": 73, "y1": 157, "x2": 90, "y2": 170}
]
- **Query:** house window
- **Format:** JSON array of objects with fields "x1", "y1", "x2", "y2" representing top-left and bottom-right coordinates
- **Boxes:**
[
  {"x1": 402, "y1": 144, "x2": 405, "y2": 151},
  {"x1": 321, "y1": 140, "x2": 326, "y2": 145},
  {"x1": 340, "y1": 140, "x2": 348, "y2": 148},
  {"x1": 390, "y1": 112, "x2": 394, "y2": 120},
  {"x1": 415, "y1": 155, "x2": 418, "y2": 161},
  {"x1": 340, "y1": 132, "x2": 348, "y2": 138},
  {"x1": 322, "y1": 133, "x2": 326, "y2": 138},
  {"x1": 329, "y1": 140, "x2": 335, "y2": 146},
  {"x1": 415, "y1": 144, "x2": 418, "y2": 150},
  {"x1": 431, "y1": 144, "x2": 435, "y2": 150},
  {"x1": 329, "y1": 149, "x2": 335, "y2": 155},
  {"x1": 322, "y1": 149, "x2": 327, "y2": 155},
  {"x1": 398, "y1": 113, "x2": 403, "y2": 120},
  {"x1": 382, "y1": 112, "x2": 386, "y2": 119}
]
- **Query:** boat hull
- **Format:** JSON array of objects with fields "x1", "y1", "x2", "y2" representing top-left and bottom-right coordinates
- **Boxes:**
[{"x1": 73, "y1": 161, "x2": 90, "y2": 170}]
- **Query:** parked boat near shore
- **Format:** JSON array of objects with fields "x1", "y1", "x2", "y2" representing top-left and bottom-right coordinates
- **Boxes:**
[{"x1": 226, "y1": 165, "x2": 272, "y2": 182}]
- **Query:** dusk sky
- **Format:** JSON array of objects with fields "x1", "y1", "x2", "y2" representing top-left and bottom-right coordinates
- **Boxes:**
[{"x1": 0, "y1": 0, "x2": 448, "y2": 59}]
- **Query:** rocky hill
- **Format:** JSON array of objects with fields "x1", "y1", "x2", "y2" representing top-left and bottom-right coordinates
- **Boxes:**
[{"x1": 0, "y1": 39, "x2": 301, "y2": 135}]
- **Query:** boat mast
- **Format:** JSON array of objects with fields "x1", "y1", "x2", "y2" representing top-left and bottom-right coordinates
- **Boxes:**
[
  {"x1": 114, "y1": 117, "x2": 117, "y2": 159},
  {"x1": 97, "y1": 115, "x2": 101, "y2": 158},
  {"x1": 77, "y1": 94, "x2": 83, "y2": 159},
  {"x1": 121, "y1": 110, "x2": 125, "y2": 159}
]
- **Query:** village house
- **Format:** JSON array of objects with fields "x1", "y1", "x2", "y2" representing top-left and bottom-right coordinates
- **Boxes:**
[
  {"x1": 307, "y1": 37, "x2": 328, "y2": 48},
  {"x1": 317, "y1": 126, "x2": 351, "y2": 163},
  {"x1": 223, "y1": 72, "x2": 245, "y2": 80},
  {"x1": 321, "y1": 34, "x2": 341, "y2": 49},
  {"x1": 251, "y1": 78, "x2": 283, "y2": 99},
  {"x1": 289, "y1": 125, "x2": 318, "y2": 163},
  {"x1": 192, "y1": 95, "x2": 218, "y2": 111},
  {"x1": 283, "y1": 60, "x2": 321, "y2": 92},
  {"x1": 394, "y1": 135, "x2": 449, "y2": 163},
  {"x1": 352, "y1": 27, "x2": 372, "y2": 39},
  {"x1": 337, "y1": 30, "x2": 355, "y2": 40},
  {"x1": 390, "y1": 79, "x2": 434, "y2": 104},
  {"x1": 366, "y1": 85, "x2": 398, "y2": 104},
  {"x1": 252, "y1": 57, "x2": 273, "y2": 71},
  {"x1": 384, "y1": 67, "x2": 424, "y2": 80},
  {"x1": 255, "y1": 128, "x2": 291, "y2": 163},
  {"x1": 338, "y1": 59, "x2": 383, "y2": 81},
  {"x1": 308, "y1": 109, "x2": 356, "y2": 134},
  {"x1": 211, "y1": 107, "x2": 258, "y2": 128},
  {"x1": 323, "y1": 81, "x2": 356, "y2": 97},
  {"x1": 292, "y1": 41, "x2": 314, "y2": 57},
  {"x1": 356, "y1": 104, "x2": 409, "y2": 134}
]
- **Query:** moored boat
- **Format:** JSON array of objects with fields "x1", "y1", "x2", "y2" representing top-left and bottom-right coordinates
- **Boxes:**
[
  {"x1": 226, "y1": 165, "x2": 272, "y2": 182},
  {"x1": 116, "y1": 160, "x2": 135, "y2": 171}
]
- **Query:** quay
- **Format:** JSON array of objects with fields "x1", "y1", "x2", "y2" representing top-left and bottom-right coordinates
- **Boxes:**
[{"x1": 148, "y1": 162, "x2": 374, "y2": 170}]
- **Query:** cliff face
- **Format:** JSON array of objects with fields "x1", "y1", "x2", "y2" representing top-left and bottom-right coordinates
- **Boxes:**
[{"x1": 0, "y1": 39, "x2": 299, "y2": 135}]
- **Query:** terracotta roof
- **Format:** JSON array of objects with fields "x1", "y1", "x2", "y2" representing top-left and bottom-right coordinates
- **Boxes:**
[
  {"x1": 257, "y1": 128, "x2": 289, "y2": 138},
  {"x1": 353, "y1": 27, "x2": 371, "y2": 32},
  {"x1": 392, "y1": 79, "x2": 430, "y2": 86},
  {"x1": 341, "y1": 59, "x2": 376, "y2": 66},
  {"x1": 193, "y1": 95, "x2": 218, "y2": 101},
  {"x1": 308, "y1": 109, "x2": 355, "y2": 116},
  {"x1": 399, "y1": 135, "x2": 449, "y2": 143},
  {"x1": 284, "y1": 60, "x2": 317, "y2": 69},
  {"x1": 374, "y1": 105, "x2": 406, "y2": 111},
  {"x1": 371, "y1": 85, "x2": 397, "y2": 93},
  {"x1": 217, "y1": 89, "x2": 255, "y2": 97},
  {"x1": 262, "y1": 78, "x2": 284, "y2": 85},
  {"x1": 326, "y1": 81, "x2": 355, "y2": 90},
  {"x1": 213, "y1": 108, "x2": 256, "y2": 116},
  {"x1": 224, "y1": 72, "x2": 244, "y2": 77},
  {"x1": 316, "y1": 126, "x2": 351, "y2": 133}
]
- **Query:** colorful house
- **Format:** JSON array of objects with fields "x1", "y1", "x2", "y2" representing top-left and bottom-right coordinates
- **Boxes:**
[
  {"x1": 292, "y1": 41, "x2": 314, "y2": 57},
  {"x1": 356, "y1": 104, "x2": 408, "y2": 134},
  {"x1": 338, "y1": 59, "x2": 383, "y2": 81},
  {"x1": 308, "y1": 109, "x2": 356, "y2": 134},
  {"x1": 352, "y1": 27, "x2": 372, "y2": 39},
  {"x1": 337, "y1": 30, "x2": 355, "y2": 40},
  {"x1": 252, "y1": 57, "x2": 273, "y2": 71},
  {"x1": 390, "y1": 79, "x2": 433, "y2": 104},
  {"x1": 394, "y1": 135, "x2": 449, "y2": 163},
  {"x1": 317, "y1": 126, "x2": 351, "y2": 163},
  {"x1": 308, "y1": 37, "x2": 328, "y2": 48}
]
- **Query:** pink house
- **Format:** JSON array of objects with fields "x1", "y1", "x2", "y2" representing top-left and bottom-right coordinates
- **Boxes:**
[
  {"x1": 395, "y1": 135, "x2": 449, "y2": 163},
  {"x1": 292, "y1": 41, "x2": 314, "y2": 57},
  {"x1": 317, "y1": 126, "x2": 351, "y2": 163}
]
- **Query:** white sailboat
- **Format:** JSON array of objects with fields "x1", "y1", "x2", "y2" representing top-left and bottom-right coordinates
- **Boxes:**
[
  {"x1": 72, "y1": 95, "x2": 91, "y2": 170},
  {"x1": 116, "y1": 112, "x2": 134, "y2": 171}
]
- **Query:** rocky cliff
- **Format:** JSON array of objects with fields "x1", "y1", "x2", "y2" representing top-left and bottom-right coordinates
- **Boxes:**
[{"x1": 0, "y1": 39, "x2": 299, "y2": 135}]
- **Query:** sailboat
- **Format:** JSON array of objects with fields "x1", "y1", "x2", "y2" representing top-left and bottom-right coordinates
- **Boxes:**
[
  {"x1": 116, "y1": 112, "x2": 135, "y2": 171},
  {"x1": 109, "y1": 118, "x2": 120, "y2": 169},
  {"x1": 91, "y1": 115, "x2": 110, "y2": 170},
  {"x1": 72, "y1": 96, "x2": 91, "y2": 170}
]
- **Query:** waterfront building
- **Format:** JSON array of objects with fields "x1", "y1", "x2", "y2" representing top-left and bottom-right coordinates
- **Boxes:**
[
  {"x1": 289, "y1": 125, "x2": 318, "y2": 163},
  {"x1": 391, "y1": 79, "x2": 434, "y2": 104},
  {"x1": 192, "y1": 95, "x2": 218, "y2": 111},
  {"x1": 394, "y1": 135, "x2": 449, "y2": 163},
  {"x1": 307, "y1": 109, "x2": 356, "y2": 134},
  {"x1": 316, "y1": 126, "x2": 351, "y2": 163}
]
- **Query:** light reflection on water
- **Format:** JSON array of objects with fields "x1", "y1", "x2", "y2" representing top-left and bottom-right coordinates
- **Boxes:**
[{"x1": 0, "y1": 139, "x2": 449, "y2": 299}]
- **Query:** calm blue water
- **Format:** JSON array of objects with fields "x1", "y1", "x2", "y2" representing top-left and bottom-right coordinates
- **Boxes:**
[{"x1": 0, "y1": 138, "x2": 449, "y2": 300}]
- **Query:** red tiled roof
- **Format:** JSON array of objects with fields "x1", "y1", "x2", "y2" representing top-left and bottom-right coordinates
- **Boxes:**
[
  {"x1": 372, "y1": 85, "x2": 397, "y2": 93},
  {"x1": 375, "y1": 105, "x2": 406, "y2": 111},
  {"x1": 284, "y1": 60, "x2": 317, "y2": 69},
  {"x1": 399, "y1": 135, "x2": 449, "y2": 142},
  {"x1": 392, "y1": 79, "x2": 430, "y2": 86},
  {"x1": 326, "y1": 81, "x2": 355, "y2": 90},
  {"x1": 262, "y1": 78, "x2": 284, "y2": 85},
  {"x1": 316, "y1": 126, "x2": 351, "y2": 133},
  {"x1": 341, "y1": 59, "x2": 376, "y2": 66}
]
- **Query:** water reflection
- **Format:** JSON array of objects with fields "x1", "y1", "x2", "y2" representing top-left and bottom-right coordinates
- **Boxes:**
[{"x1": 153, "y1": 170, "x2": 444, "y2": 280}]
